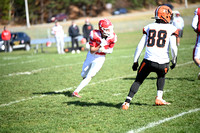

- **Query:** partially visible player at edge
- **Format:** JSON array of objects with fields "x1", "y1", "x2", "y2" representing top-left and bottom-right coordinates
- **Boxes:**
[
  {"x1": 122, "y1": 5, "x2": 179, "y2": 110},
  {"x1": 72, "y1": 18, "x2": 117, "y2": 98},
  {"x1": 192, "y1": 7, "x2": 200, "y2": 80}
]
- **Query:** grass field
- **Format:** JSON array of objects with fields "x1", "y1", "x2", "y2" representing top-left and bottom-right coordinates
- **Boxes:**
[{"x1": 0, "y1": 24, "x2": 200, "y2": 133}]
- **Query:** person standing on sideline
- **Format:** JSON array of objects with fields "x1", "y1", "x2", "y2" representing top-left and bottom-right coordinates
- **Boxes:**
[
  {"x1": 192, "y1": 7, "x2": 200, "y2": 79},
  {"x1": 72, "y1": 18, "x2": 117, "y2": 98},
  {"x1": 82, "y1": 18, "x2": 93, "y2": 50},
  {"x1": 172, "y1": 10, "x2": 184, "y2": 46},
  {"x1": 68, "y1": 21, "x2": 80, "y2": 54},
  {"x1": 121, "y1": 5, "x2": 178, "y2": 110},
  {"x1": 51, "y1": 21, "x2": 65, "y2": 54},
  {"x1": 1, "y1": 26, "x2": 11, "y2": 52}
]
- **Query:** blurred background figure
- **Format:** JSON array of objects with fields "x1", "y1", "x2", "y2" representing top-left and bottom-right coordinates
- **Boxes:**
[
  {"x1": 172, "y1": 10, "x2": 184, "y2": 46},
  {"x1": 1, "y1": 26, "x2": 11, "y2": 52},
  {"x1": 192, "y1": 7, "x2": 200, "y2": 79},
  {"x1": 68, "y1": 21, "x2": 80, "y2": 54},
  {"x1": 82, "y1": 18, "x2": 93, "y2": 50},
  {"x1": 51, "y1": 21, "x2": 65, "y2": 54}
]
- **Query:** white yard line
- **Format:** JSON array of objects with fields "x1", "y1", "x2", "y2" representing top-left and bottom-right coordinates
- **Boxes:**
[
  {"x1": 1, "y1": 47, "x2": 193, "y2": 77},
  {"x1": 128, "y1": 108, "x2": 200, "y2": 133},
  {"x1": 2, "y1": 57, "x2": 194, "y2": 77},
  {"x1": 0, "y1": 95, "x2": 47, "y2": 107},
  {"x1": 176, "y1": 61, "x2": 194, "y2": 67},
  {"x1": 0, "y1": 59, "x2": 43, "y2": 66},
  {"x1": 3, "y1": 62, "x2": 83, "y2": 77}
]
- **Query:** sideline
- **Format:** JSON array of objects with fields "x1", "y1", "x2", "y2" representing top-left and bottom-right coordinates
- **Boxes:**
[{"x1": 128, "y1": 108, "x2": 200, "y2": 133}]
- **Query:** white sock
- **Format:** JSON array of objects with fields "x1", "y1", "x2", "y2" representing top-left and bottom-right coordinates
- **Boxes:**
[
  {"x1": 74, "y1": 77, "x2": 91, "y2": 93},
  {"x1": 157, "y1": 90, "x2": 163, "y2": 99}
]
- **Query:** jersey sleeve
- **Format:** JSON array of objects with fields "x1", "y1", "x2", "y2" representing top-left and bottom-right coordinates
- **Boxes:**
[
  {"x1": 143, "y1": 26, "x2": 148, "y2": 35},
  {"x1": 169, "y1": 35, "x2": 178, "y2": 63},
  {"x1": 108, "y1": 34, "x2": 117, "y2": 49},
  {"x1": 192, "y1": 8, "x2": 200, "y2": 33},
  {"x1": 133, "y1": 34, "x2": 147, "y2": 63},
  {"x1": 89, "y1": 30, "x2": 99, "y2": 47},
  {"x1": 171, "y1": 26, "x2": 179, "y2": 37}
]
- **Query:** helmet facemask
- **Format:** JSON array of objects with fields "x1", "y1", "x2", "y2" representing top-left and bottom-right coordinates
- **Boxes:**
[
  {"x1": 100, "y1": 25, "x2": 114, "y2": 37},
  {"x1": 99, "y1": 19, "x2": 114, "y2": 37}
]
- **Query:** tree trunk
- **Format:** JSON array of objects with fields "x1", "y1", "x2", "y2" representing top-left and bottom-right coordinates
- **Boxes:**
[{"x1": 40, "y1": 0, "x2": 44, "y2": 23}]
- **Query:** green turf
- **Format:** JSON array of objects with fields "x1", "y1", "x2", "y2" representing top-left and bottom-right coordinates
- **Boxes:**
[{"x1": 0, "y1": 24, "x2": 200, "y2": 133}]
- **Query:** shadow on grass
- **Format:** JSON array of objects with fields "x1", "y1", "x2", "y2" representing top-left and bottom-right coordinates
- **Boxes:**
[
  {"x1": 63, "y1": 101, "x2": 149, "y2": 108},
  {"x1": 33, "y1": 91, "x2": 72, "y2": 97},
  {"x1": 123, "y1": 77, "x2": 195, "y2": 81},
  {"x1": 64, "y1": 101, "x2": 122, "y2": 108},
  {"x1": 33, "y1": 91, "x2": 150, "y2": 108}
]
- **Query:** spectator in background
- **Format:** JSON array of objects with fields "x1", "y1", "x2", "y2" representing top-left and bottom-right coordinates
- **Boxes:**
[
  {"x1": 1, "y1": 26, "x2": 11, "y2": 52},
  {"x1": 82, "y1": 18, "x2": 93, "y2": 50},
  {"x1": 51, "y1": 21, "x2": 65, "y2": 54},
  {"x1": 172, "y1": 10, "x2": 184, "y2": 46},
  {"x1": 68, "y1": 21, "x2": 80, "y2": 54},
  {"x1": 192, "y1": 8, "x2": 200, "y2": 80}
]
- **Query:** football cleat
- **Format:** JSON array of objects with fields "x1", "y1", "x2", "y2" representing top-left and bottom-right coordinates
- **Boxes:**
[
  {"x1": 198, "y1": 72, "x2": 200, "y2": 80},
  {"x1": 155, "y1": 97, "x2": 170, "y2": 105},
  {"x1": 121, "y1": 102, "x2": 130, "y2": 110},
  {"x1": 72, "y1": 92, "x2": 81, "y2": 98}
]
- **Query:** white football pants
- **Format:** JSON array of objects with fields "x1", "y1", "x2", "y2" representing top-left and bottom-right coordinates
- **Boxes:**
[
  {"x1": 81, "y1": 51, "x2": 106, "y2": 78},
  {"x1": 56, "y1": 37, "x2": 65, "y2": 54},
  {"x1": 194, "y1": 34, "x2": 200, "y2": 60},
  {"x1": 74, "y1": 52, "x2": 105, "y2": 93}
]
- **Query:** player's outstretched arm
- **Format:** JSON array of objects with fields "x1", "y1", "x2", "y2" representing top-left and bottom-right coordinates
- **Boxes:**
[
  {"x1": 133, "y1": 34, "x2": 147, "y2": 63},
  {"x1": 170, "y1": 35, "x2": 178, "y2": 69},
  {"x1": 192, "y1": 10, "x2": 199, "y2": 33}
]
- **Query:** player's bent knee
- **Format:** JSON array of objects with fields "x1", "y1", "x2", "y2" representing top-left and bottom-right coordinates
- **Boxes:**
[
  {"x1": 85, "y1": 76, "x2": 92, "y2": 82},
  {"x1": 81, "y1": 71, "x2": 87, "y2": 78}
]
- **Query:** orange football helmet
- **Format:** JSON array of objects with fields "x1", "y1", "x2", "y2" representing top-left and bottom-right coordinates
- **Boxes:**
[{"x1": 154, "y1": 5, "x2": 172, "y2": 23}]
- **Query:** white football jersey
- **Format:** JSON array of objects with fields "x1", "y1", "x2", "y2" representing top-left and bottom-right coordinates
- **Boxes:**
[
  {"x1": 134, "y1": 23, "x2": 178, "y2": 64},
  {"x1": 172, "y1": 16, "x2": 184, "y2": 30},
  {"x1": 51, "y1": 25, "x2": 65, "y2": 38}
]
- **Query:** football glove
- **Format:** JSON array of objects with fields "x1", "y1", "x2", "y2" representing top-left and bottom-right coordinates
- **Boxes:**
[
  {"x1": 170, "y1": 57, "x2": 177, "y2": 70},
  {"x1": 98, "y1": 47, "x2": 105, "y2": 52},
  {"x1": 100, "y1": 38, "x2": 107, "y2": 47},
  {"x1": 132, "y1": 62, "x2": 138, "y2": 71}
]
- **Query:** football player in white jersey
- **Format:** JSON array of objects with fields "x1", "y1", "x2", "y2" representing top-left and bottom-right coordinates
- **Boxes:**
[
  {"x1": 192, "y1": 8, "x2": 200, "y2": 79},
  {"x1": 72, "y1": 18, "x2": 117, "y2": 98},
  {"x1": 122, "y1": 5, "x2": 178, "y2": 110},
  {"x1": 51, "y1": 21, "x2": 65, "y2": 54}
]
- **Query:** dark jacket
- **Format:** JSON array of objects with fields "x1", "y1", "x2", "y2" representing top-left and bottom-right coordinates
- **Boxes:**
[
  {"x1": 82, "y1": 24, "x2": 93, "y2": 38},
  {"x1": 68, "y1": 25, "x2": 80, "y2": 37}
]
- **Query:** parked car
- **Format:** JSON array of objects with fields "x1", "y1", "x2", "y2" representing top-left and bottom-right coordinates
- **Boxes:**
[
  {"x1": 0, "y1": 32, "x2": 31, "y2": 52},
  {"x1": 47, "y1": 13, "x2": 68, "y2": 23},
  {"x1": 0, "y1": 37, "x2": 4, "y2": 52},
  {"x1": 112, "y1": 8, "x2": 127, "y2": 15}
]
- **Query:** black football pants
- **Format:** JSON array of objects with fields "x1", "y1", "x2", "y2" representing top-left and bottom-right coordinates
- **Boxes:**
[{"x1": 127, "y1": 59, "x2": 169, "y2": 100}]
